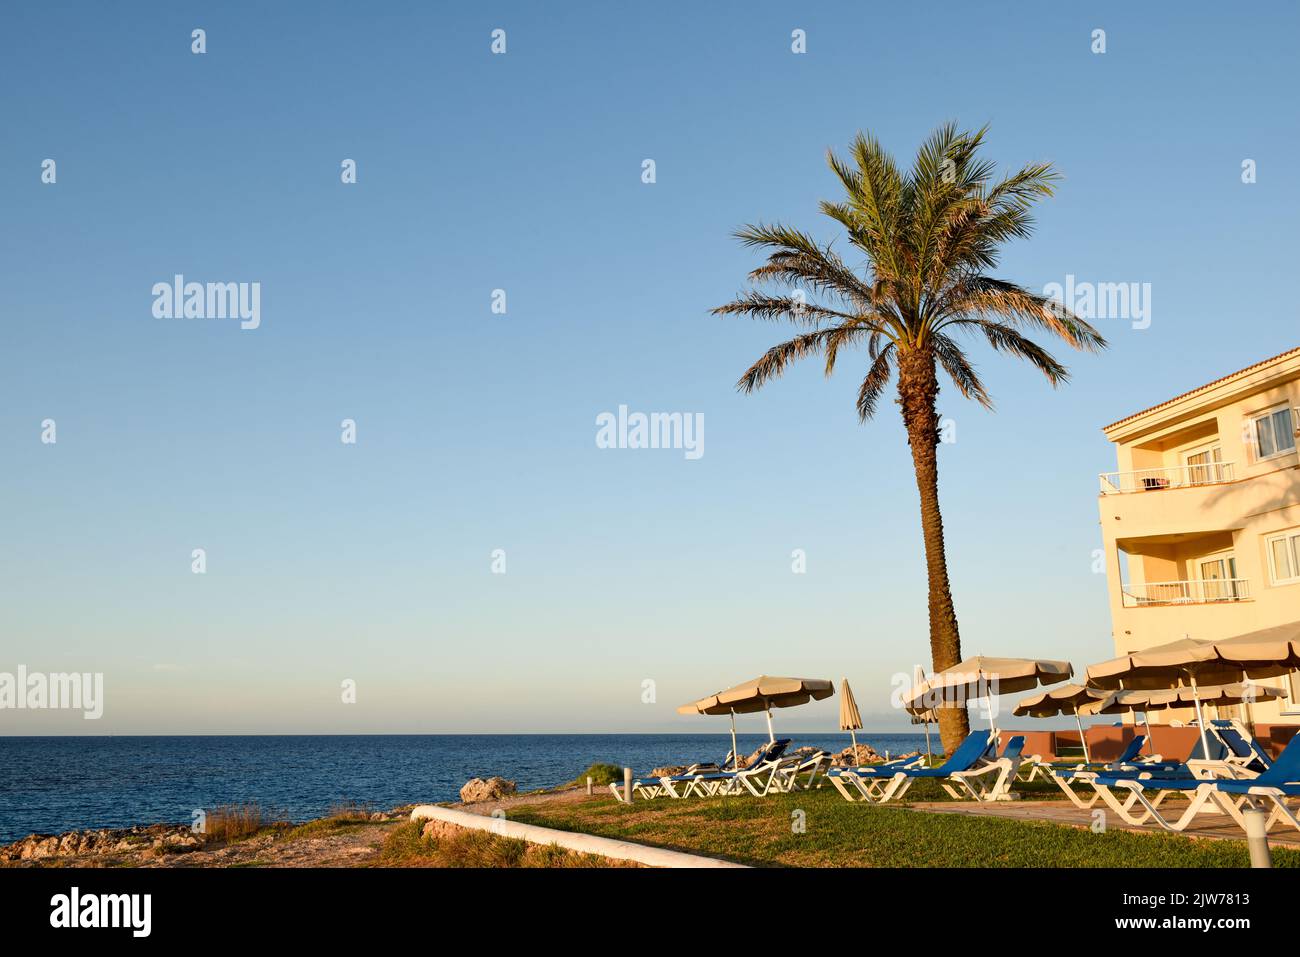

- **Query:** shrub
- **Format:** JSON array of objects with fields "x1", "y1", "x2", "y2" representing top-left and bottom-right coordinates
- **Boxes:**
[
  {"x1": 202, "y1": 804, "x2": 269, "y2": 844},
  {"x1": 568, "y1": 763, "x2": 623, "y2": 787}
]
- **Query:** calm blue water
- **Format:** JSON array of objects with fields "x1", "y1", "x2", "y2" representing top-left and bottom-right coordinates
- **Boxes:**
[{"x1": 0, "y1": 734, "x2": 930, "y2": 843}]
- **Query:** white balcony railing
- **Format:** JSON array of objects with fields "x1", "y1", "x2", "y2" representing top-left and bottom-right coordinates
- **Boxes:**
[
  {"x1": 1120, "y1": 578, "x2": 1251, "y2": 607},
  {"x1": 1099, "y1": 462, "x2": 1235, "y2": 495}
]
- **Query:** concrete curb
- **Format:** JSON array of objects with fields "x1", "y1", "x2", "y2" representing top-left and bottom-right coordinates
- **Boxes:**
[{"x1": 409, "y1": 804, "x2": 748, "y2": 869}]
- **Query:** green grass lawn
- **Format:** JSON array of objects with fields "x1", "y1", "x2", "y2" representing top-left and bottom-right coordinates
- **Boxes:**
[{"x1": 507, "y1": 785, "x2": 1300, "y2": 868}]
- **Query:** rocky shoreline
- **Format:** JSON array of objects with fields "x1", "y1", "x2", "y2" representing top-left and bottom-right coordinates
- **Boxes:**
[
  {"x1": 1, "y1": 809, "x2": 412, "y2": 868},
  {"x1": 4, "y1": 745, "x2": 916, "y2": 867}
]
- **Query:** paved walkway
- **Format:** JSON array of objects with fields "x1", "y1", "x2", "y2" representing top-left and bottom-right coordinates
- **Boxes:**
[{"x1": 908, "y1": 799, "x2": 1300, "y2": 846}]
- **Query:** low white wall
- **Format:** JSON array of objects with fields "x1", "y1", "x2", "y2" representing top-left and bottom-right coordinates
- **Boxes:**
[{"x1": 409, "y1": 804, "x2": 747, "y2": 869}]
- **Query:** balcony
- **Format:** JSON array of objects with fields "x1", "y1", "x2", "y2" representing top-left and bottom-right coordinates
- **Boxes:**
[
  {"x1": 1099, "y1": 462, "x2": 1235, "y2": 495},
  {"x1": 1120, "y1": 578, "x2": 1250, "y2": 608}
]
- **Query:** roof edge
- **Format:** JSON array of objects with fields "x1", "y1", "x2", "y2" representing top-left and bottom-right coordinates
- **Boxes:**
[{"x1": 1102, "y1": 346, "x2": 1300, "y2": 435}]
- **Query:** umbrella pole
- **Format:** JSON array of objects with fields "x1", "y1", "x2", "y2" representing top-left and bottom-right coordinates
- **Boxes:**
[
  {"x1": 1142, "y1": 711, "x2": 1155, "y2": 757},
  {"x1": 1189, "y1": 673, "x2": 1211, "y2": 760},
  {"x1": 1074, "y1": 711, "x2": 1091, "y2": 764},
  {"x1": 729, "y1": 710, "x2": 738, "y2": 771},
  {"x1": 764, "y1": 707, "x2": 775, "y2": 744},
  {"x1": 849, "y1": 727, "x2": 858, "y2": 755},
  {"x1": 923, "y1": 720, "x2": 933, "y2": 764}
]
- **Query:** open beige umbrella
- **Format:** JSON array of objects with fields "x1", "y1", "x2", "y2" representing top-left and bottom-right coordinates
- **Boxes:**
[
  {"x1": 905, "y1": 657, "x2": 1074, "y2": 731},
  {"x1": 1209, "y1": 624, "x2": 1300, "y2": 678},
  {"x1": 678, "y1": 675, "x2": 834, "y2": 762},
  {"x1": 1076, "y1": 688, "x2": 1179, "y2": 756},
  {"x1": 1013, "y1": 683, "x2": 1105, "y2": 763},
  {"x1": 1085, "y1": 632, "x2": 1298, "y2": 759},
  {"x1": 1080, "y1": 683, "x2": 1285, "y2": 755},
  {"x1": 839, "y1": 678, "x2": 863, "y2": 755}
]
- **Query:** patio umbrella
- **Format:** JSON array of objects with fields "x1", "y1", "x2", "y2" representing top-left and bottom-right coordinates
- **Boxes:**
[
  {"x1": 1135, "y1": 682, "x2": 1287, "y2": 722},
  {"x1": 1076, "y1": 688, "x2": 1178, "y2": 755},
  {"x1": 1209, "y1": 624, "x2": 1300, "y2": 678},
  {"x1": 839, "y1": 678, "x2": 863, "y2": 755},
  {"x1": 678, "y1": 676, "x2": 834, "y2": 763},
  {"x1": 1080, "y1": 684, "x2": 1286, "y2": 754},
  {"x1": 1084, "y1": 633, "x2": 1295, "y2": 759},
  {"x1": 1013, "y1": 683, "x2": 1105, "y2": 764},
  {"x1": 905, "y1": 657, "x2": 1074, "y2": 731}
]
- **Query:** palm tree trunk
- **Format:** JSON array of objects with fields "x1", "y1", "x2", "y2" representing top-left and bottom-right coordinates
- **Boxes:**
[{"x1": 897, "y1": 347, "x2": 970, "y2": 754}]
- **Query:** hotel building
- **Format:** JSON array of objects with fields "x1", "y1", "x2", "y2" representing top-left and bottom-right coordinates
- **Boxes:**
[{"x1": 1098, "y1": 347, "x2": 1300, "y2": 727}]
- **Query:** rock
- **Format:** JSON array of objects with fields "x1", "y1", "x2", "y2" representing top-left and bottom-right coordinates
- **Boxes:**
[
  {"x1": 832, "y1": 744, "x2": 882, "y2": 767},
  {"x1": 24, "y1": 836, "x2": 61, "y2": 860},
  {"x1": 649, "y1": 766, "x2": 688, "y2": 778},
  {"x1": 162, "y1": 834, "x2": 201, "y2": 853},
  {"x1": 57, "y1": 833, "x2": 82, "y2": 855},
  {"x1": 370, "y1": 812, "x2": 384, "y2": 822},
  {"x1": 421, "y1": 819, "x2": 463, "y2": 841},
  {"x1": 459, "y1": 776, "x2": 517, "y2": 803}
]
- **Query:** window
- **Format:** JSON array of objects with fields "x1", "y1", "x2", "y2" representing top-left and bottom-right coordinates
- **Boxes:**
[
  {"x1": 1252, "y1": 406, "x2": 1296, "y2": 459},
  {"x1": 1183, "y1": 444, "x2": 1224, "y2": 484},
  {"x1": 1197, "y1": 554, "x2": 1241, "y2": 600},
  {"x1": 1266, "y1": 528, "x2": 1300, "y2": 585}
]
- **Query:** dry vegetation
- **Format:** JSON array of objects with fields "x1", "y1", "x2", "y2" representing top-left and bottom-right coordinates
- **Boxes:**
[{"x1": 378, "y1": 820, "x2": 637, "y2": 868}]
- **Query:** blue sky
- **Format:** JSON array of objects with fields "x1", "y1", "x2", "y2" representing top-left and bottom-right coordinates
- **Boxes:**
[{"x1": 2, "y1": 2, "x2": 1297, "y2": 734}]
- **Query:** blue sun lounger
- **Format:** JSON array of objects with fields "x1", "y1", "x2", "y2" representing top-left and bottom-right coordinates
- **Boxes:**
[
  {"x1": 1040, "y1": 736, "x2": 1182, "y2": 809},
  {"x1": 1209, "y1": 733, "x2": 1300, "y2": 832},
  {"x1": 665, "y1": 739, "x2": 794, "y2": 798},
  {"x1": 827, "y1": 752, "x2": 928, "y2": 802},
  {"x1": 1205, "y1": 719, "x2": 1272, "y2": 776},
  {"x1": 1101, "y1": 733, "x2": 1300, "y2": 833},
  {"x1": 835, "y1": 730, "x2": 1021, "y2": 804},
  {"x1": 609, "y1": 746, "x2": 745, "y2": 803}
]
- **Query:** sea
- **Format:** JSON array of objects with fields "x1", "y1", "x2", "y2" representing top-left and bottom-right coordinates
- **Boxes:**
[{"x1": 0, "y1": 733, "x2": 931, "y2": 843}]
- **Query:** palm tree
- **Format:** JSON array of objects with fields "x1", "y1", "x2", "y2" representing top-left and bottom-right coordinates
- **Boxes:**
[{"x1": 713, "y1": 124, "x2": 1106, "y2": 752}]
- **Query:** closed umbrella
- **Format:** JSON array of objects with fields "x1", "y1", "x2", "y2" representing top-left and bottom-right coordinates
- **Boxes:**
[
  {"x1": 905, "y1": 657, "x2": 1074, "y2": 732},
  {"x1": 679, "y1": 675, "x2": 834, "y2": 764},
  {"x1": 839, "y1": 678, "x2": 863, "y2": 756},
  {"x1": 1013, "y1": 683, "x2": 1105, "y2": 764},
  {"x1": 906, "y1": 666, "x2": 938, "y2": 763},
  {"x1": 907, "y1": 705, "x2": 938, "y2": 763}
]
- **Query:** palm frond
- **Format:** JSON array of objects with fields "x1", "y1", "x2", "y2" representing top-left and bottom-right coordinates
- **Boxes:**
[
  {"x1": 931, "y1": 334, "x2": 993, "y2": 409},
  {"x1": 711, "y1": 291, "x2": 858, "y2": 328},
  {"x1": 946, "y1": 319, "x2": 1070, "y2": 386},
  {"x1": 736, "y1": 325, "x2": 870, "y2": 393},
  {"x1": 856, "y1": 344, "x2": 896, "y2": 421},
  {"x1": 934, "y1": 276, "x2": 1107, "y2": 352}
]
